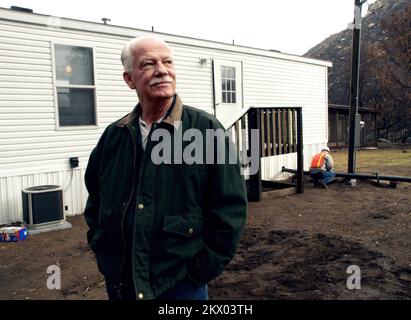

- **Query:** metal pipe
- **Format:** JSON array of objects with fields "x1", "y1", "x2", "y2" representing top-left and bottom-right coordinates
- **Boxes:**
[
  {"x1": 282, "y1": 167, "x2": 309, "y2": 175},
  {"x1": 282, "y1": 167, "x2": 411, "y2": 183}
]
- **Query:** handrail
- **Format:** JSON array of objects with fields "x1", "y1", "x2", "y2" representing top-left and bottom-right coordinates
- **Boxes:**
[
  {"x1": 221, "y1": 106, "x2": 304, "y2": 200},
  {"x1": 222, "y1": 105, "x2": 252, "y2": 131},
  {"x1": 226, "y1": 106, "x2": 302, "y2": 157}
]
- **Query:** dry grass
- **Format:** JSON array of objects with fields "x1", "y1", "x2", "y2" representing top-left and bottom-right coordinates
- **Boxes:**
[{"x1": 331, "y1": 148, "x2": 411, "y2": 177}]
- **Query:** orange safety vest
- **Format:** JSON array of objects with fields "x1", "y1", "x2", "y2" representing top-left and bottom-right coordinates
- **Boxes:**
[{"x1": 310, "y1": 152, "x2": 326, "y2": 169}]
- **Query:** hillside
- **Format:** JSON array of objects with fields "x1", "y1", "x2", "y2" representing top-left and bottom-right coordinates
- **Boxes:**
[{"x1": 305, "y1": 0, "x2": 410, "y2": 142}]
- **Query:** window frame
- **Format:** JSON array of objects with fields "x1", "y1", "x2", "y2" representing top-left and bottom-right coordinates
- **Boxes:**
[
  {"x1": 51, "y1": 40, "x2": 98, "y2": 130},
  {"x1": 213, "y1": 59, "x2": 243, "y2": 109},
  {"x1": 221, "y1": 65, "x2": 237, "y2": 104}
]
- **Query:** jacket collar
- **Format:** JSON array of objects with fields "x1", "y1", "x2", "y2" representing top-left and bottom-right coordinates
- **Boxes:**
[{"x1": 117, "y1": 94, "x2": 183, "y2": 129}]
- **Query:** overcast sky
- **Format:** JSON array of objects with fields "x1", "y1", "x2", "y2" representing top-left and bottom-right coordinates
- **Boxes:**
[{"x1": 1, "y1": 0, "x2": 375, "y2": 55}]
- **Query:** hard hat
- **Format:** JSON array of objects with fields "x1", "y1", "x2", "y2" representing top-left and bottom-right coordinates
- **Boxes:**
[{"x1": 321, "y1": 147, "x2": 330, "y2": 152}]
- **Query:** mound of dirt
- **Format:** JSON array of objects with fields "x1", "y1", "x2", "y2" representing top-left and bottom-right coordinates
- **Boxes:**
[{"x1": 209, "y1": 228, "x2": 411, "y2": 300}]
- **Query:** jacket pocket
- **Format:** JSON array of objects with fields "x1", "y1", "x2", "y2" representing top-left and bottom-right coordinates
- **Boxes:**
[
  {"x1": 90, "y1": 207, "x2": 113, "y2": 252},
  {"x1": 163, "y1": 214, "x2": 204, "y2": 259}
]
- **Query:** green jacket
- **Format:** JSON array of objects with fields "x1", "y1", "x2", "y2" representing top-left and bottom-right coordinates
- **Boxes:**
[{"x1": 84, "y1": 94, "x2": 247, "y2": 299}]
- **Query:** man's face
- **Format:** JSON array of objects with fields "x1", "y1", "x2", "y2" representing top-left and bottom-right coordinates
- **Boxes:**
[{"x1": 124, "y1": 39, "x2": 176, "y2": 102}]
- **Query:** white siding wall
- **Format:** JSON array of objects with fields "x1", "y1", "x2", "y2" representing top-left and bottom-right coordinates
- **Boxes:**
[
  {"x1": 0, "y1": 10, "x2": 330, "y2": 224},
  {"x1": 0, "y1": 169, "x2": 87, "y2": 222},
  {"x1": 261, "y1": 143, "x2": 326, "y2": 181}
]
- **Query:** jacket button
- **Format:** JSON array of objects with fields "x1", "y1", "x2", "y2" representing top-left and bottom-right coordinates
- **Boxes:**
[
  {"x1": 188, "y1": 228, "x2": 194, "y2": 235},
  {"x1": 138, "y1": 293, "x2": 144, "y2": 299},
  {"x1": 137, "y1": 203, "x2": 144, "y2": 210}
]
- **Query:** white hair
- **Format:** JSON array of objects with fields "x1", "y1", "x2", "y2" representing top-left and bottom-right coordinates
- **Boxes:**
[{"x1": 120, "y1": 36, "x2": 172, "y2": 72}]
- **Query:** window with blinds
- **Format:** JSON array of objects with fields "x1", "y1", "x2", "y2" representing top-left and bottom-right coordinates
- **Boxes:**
[{"x1": 54, "y1": 44, "x2": 96, "y2": 126}]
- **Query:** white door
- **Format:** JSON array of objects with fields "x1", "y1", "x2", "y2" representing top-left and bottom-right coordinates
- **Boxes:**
[{"x1": 213, "y1": 59, "x2": 243, "y2": 129}]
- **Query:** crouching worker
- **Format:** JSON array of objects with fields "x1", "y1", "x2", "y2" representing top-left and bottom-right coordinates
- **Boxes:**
[{"x1": 309, "y1": 147, "x2": 336, "y2": 188}]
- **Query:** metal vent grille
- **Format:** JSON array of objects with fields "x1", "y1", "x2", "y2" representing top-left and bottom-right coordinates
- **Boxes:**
[{"x1": 22, "y1": 185, "x2": 64, "y2": 227}]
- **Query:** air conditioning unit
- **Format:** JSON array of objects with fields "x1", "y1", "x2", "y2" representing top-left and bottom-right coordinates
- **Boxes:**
[{"x1": 22, "y1": 185, "x2": 65, "y2": 229}]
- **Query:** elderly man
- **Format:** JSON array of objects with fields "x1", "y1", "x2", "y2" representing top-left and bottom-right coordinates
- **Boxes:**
[{"x1": 83, "y1": 36, "x2": 247, "y2": 300}]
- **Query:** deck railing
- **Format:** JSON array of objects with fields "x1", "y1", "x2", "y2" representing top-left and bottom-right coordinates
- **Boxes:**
[{"x1": 227, "y1": 106, "x2": 304, "y2": 201}]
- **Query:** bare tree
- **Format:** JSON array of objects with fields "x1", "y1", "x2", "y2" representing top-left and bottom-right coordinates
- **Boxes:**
[{"x1": 361, "y1": 6, "x2": 411, "y2": 142}]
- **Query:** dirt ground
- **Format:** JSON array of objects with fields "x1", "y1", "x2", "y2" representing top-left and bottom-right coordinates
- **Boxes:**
[{"x1": 0, "y1": 148, "x2": 410, "y2": 300}]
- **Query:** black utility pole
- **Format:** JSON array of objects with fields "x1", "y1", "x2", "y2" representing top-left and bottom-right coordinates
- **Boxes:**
[{"x1": 348, "y1": 0, "x2": 366, "y2": 173}]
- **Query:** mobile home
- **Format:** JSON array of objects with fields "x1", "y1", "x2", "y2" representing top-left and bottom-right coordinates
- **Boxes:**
[{"x1": 0, "y1": 7, "x2": 332, "y2": 224}]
